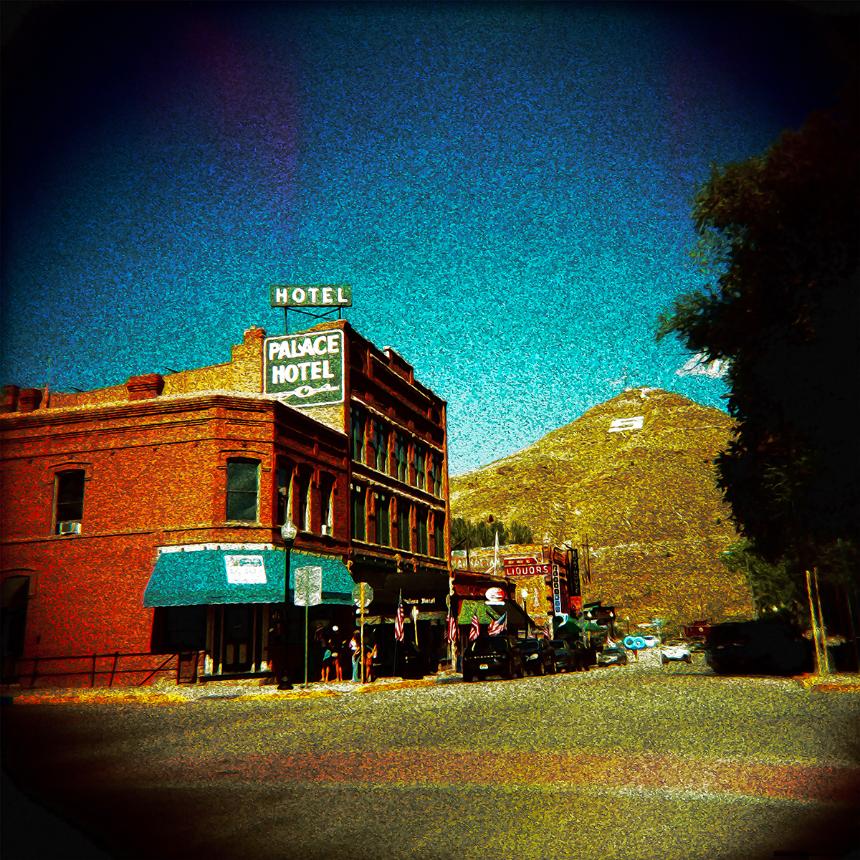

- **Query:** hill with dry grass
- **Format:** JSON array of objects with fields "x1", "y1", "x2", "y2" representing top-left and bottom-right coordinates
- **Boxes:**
[{"x1": 450, "y1": 388, "x2": 755, "y2": 628}]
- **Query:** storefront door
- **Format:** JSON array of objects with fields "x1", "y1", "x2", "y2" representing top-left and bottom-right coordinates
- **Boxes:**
[{"x1": 208, "y1": 604, "x2": 267, "y2": 676}]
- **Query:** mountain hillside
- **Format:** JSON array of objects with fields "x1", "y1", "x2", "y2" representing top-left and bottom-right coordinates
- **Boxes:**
[{"x1": 450, "y1": 388, "x2": 755, "y2": 627}]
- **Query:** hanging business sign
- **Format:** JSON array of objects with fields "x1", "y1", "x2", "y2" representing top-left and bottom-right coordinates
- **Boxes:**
[
  {"x1": 270, "y1": 284, "x2": 353, "y2": 308},
  {"x1": 505, "y1": 561, "x2": 551, "y2": 578},
  {"x1": 551, "y1": 564, "x2": 563, "y2": 615},
  {"x1": 264, "y1": 330, "x2": 345, "y2": 406}
]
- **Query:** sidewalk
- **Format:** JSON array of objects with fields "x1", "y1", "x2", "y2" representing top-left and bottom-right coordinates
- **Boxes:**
[{"x1": 1, "y1": 669, "x2": 463, "y2": 706}]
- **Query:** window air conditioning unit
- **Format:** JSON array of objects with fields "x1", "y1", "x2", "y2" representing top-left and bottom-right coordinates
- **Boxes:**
[{"x1": 57, "y1": 520, "x2": 81, "y2": 535}]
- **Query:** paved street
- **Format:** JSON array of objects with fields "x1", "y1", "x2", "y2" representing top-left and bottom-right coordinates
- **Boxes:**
[{"x1": 3, "y1": 659, "x2": 860, "y2": 860}]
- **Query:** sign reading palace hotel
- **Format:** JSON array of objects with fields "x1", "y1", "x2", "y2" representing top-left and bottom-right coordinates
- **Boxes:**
[{"x1": 264, "y1": 330, "x2": 345, "y2": 406}]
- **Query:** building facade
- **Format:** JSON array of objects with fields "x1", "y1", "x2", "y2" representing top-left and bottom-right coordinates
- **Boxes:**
[{"x1": 0, "y1": 322, "x2": 451, "y2": 687}]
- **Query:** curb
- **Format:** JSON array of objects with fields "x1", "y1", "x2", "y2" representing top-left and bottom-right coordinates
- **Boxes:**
[{"x1": 1, "y1": 674, "x2": 452, "y2": 706}]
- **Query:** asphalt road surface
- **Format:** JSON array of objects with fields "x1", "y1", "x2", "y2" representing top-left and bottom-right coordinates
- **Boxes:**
[{"x1": 3, "y1": 661, "x2": 860, "y2": 860}]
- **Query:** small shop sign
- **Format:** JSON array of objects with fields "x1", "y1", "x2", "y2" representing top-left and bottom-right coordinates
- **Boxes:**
[{"x1": 224, "y1": 555, "x2": 267, "y2": 585}]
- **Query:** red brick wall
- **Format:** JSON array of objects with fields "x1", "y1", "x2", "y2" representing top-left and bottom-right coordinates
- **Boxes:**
[{"x1": 1, "y1": 394, "x2": 349, "y2": 684}]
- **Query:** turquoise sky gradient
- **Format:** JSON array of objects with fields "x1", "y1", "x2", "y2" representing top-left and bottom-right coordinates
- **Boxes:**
[{"x1": 1, "y1": 3, "x2": 851, "y2": 474}]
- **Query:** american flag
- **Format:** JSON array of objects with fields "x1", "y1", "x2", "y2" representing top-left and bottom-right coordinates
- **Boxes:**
[
  {"x1": 394, "y1": 593, "x2": 405, "y2": 642},
  {"x1": 446, "y1": 613, "x2": 458, "y2": 644},
  {"x1": 468, "y1": 612, "x2": 480, "y2": 641},
  {"x1": 488, "y1": 612, "x2": 507, "y2": 636}
]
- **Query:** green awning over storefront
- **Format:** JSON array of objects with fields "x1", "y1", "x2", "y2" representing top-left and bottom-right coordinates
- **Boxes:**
[{"x1": 143, "y1": 546, "x2": 355, "y2": 607}]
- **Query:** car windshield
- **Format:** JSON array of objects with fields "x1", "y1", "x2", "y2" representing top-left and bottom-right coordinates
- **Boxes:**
[
  {"x1": 550, "y1": 641, "x2": 568, "y2": 650},
  {"x1": 519, "y1": 640, "x2": 540, "y2": 652},
  {"x1": 468, "y1": 638, "x2": 509, "y2": 656}
]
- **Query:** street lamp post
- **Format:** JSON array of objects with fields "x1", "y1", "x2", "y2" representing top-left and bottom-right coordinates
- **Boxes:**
[{"x1": 278, "y1": 518, "x2": 298, "y2": 690}]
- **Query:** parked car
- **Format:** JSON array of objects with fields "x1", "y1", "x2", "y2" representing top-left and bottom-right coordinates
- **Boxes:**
[
  {"x1": 705, "y1": 619, "x2": 813, "y2": 676},
  {"x1": 462, "y1": 636, "x2": 524, "y2": 682},
  {"x1": 371, "y1": 639, "x2": 427, "y2": 680},
  {"x1": 517, "y1": 638, "x2": 557, "y2": 675},
  {"x1": 660, "y1": 640, "x2": 692, "y2": 664},
  {"x1": 642, "y1": 635, "x2": 659, "y2": 648},
  {"x1": 549, "y1": 640, "x2": 581, "y2": 672},
  {"x1": 596, "y1": 645, "x2": 629, "y2": 667}
]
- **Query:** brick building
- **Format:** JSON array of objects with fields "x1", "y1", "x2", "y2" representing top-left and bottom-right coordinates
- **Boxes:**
[{"x1": 0, "y1": 321, "x2": 451, "y2": 686}]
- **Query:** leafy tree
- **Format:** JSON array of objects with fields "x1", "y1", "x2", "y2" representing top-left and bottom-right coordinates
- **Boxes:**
[
  {"x1": 658, "y1": 95, "x2": 860, "y2": 581},
  {"x1": 450, "y1": 516, "x2": 534, "y2": 550}
]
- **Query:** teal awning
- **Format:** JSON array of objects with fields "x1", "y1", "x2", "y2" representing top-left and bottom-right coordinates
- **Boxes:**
[{"x1": 143, "y1": 547, "x2": 355, "y2": 607}]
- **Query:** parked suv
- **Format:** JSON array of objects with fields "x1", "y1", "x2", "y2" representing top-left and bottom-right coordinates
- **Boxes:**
[
  {"x1": 462, "y1": 637, "x2": 524, "y2": 682},
  {"x1": 517, "y1": 638, "x2": 557, "y2": 675}
]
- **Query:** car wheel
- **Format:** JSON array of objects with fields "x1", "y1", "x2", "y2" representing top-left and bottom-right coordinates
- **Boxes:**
[
  {"x1": 685, "y1": 656, "x2": 692, "y2": 664},
  {"x1": 463, "y1": 672, "x2": 472, "y2": 682}
]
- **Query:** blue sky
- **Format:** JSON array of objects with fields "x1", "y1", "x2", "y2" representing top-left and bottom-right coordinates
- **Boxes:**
[{"x1": 1, "y1": 2, "x2": 853, "y2": 474}]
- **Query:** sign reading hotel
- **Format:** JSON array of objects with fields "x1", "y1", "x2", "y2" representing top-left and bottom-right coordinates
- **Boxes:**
[
  {"x1": 270, "y1": 284, "x2": 352, "y2": 307},
  {"x1": 264, "y1": 330, "x2": 345, "y2": 406}
]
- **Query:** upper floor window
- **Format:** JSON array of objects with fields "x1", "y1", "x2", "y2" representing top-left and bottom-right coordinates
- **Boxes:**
[
  {"x1": 226, "y1": 459, "x2": 260, "y2": 522},
  {"x1": 351, "y1": 483, "x2": 366, "y2": 541},
  {"x1": 416, "y1": 508, "x2": 428, "y2": 555},
  {"x1": 296, "y1": 470, "x2": 311, "y2": 531},
  {"x1": 351, "y1": 406, "x2": 366, "y2": 463},
  {"x1": 433, "y1": 512, "x2": 445, "y2": 558},
  {"x1": 375, "y1": 492, "x2": 390, "y2": 546},
  {"x1": 276, "y1": 461, "x2": 292, "y2": 525},
  {"x1": 413, "y1": 444, "x2": 426, "y2": 490},
  {"x1": 54, "y1": 470, "x2": 85, "y2": 534},
  {"x1": 431, "y1": 455, "x2": 443, "y2": 497},
  {"x1": 320, "y1": 476, "x2": 335, "y2": 537},
  {"x1": 371, "y1": 420, "x2": 389, "y2": 472},
  {"x1": 394, "y1": 433, "x2": 408, "y2": 483},
  {"x1": 397, "y1": 499, "x2": 411, "y2": 551}
]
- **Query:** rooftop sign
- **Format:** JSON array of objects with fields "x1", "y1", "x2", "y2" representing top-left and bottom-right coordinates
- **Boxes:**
[
  {"x1": 270, "y1": 284, "x2": 352, "y2": 308},
  {"x1": 264, "y1": 330, "x2": 345, "y2": 406}
]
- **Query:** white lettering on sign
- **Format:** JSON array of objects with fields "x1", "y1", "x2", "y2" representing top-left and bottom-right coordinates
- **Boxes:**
[
  {"x1": 506, "y1": 562, "x2": 551, "y2": 578},
  {"x1": 608, "y1": 416, "x2": 644, "y2": 433},
  {"x1": 267, "y1": 334, "x2": 341, "y2": 361},
  {"x1": 224, "y1": 555, "x2": 267, "y2": 585},
  {"x1": 269, "y1": 284, "x2": 352, "y2": 307},
  {"x1": 264, "y1": 330, "x2": 345, "y2": 405}
]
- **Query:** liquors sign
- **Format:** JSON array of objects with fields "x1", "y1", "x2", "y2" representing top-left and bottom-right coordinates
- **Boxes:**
[{"x1": 264, "y1": 330, "x2": 345, "y2": 406}]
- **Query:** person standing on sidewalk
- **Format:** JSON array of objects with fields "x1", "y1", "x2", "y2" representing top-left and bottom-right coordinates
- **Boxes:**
[{"x1": 349, "y1": 630, "x2": 362, "y2": 682}]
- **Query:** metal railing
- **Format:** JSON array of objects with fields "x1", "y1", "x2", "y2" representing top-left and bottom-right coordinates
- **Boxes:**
[{"x1": 11, "y1": 650, "x2": 201, "y2": 689}]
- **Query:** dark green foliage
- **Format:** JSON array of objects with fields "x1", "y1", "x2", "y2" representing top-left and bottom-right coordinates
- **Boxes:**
[
  {"x1": 450, "y1": 516, "x2": 533, "y2": 550},
  {"x1": 658, "y1": 95, "x2": 860, "y2": 583}
]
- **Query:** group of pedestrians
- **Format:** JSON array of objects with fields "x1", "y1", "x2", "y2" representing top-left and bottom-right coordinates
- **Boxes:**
[{"x1": 319, "y1": 628, "x2": 377, "y2": 683}]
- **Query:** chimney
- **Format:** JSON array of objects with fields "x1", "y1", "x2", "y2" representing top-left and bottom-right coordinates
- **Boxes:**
[
  {"x1": 17, "y1": 388, "x2": 43, "y2": 412},
  {"x1": 126, "y1": 374, "x2": 165, "y2": 400},
  {"x1": 0, "y1": 385, "x2": 20, "y2": 413}
]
